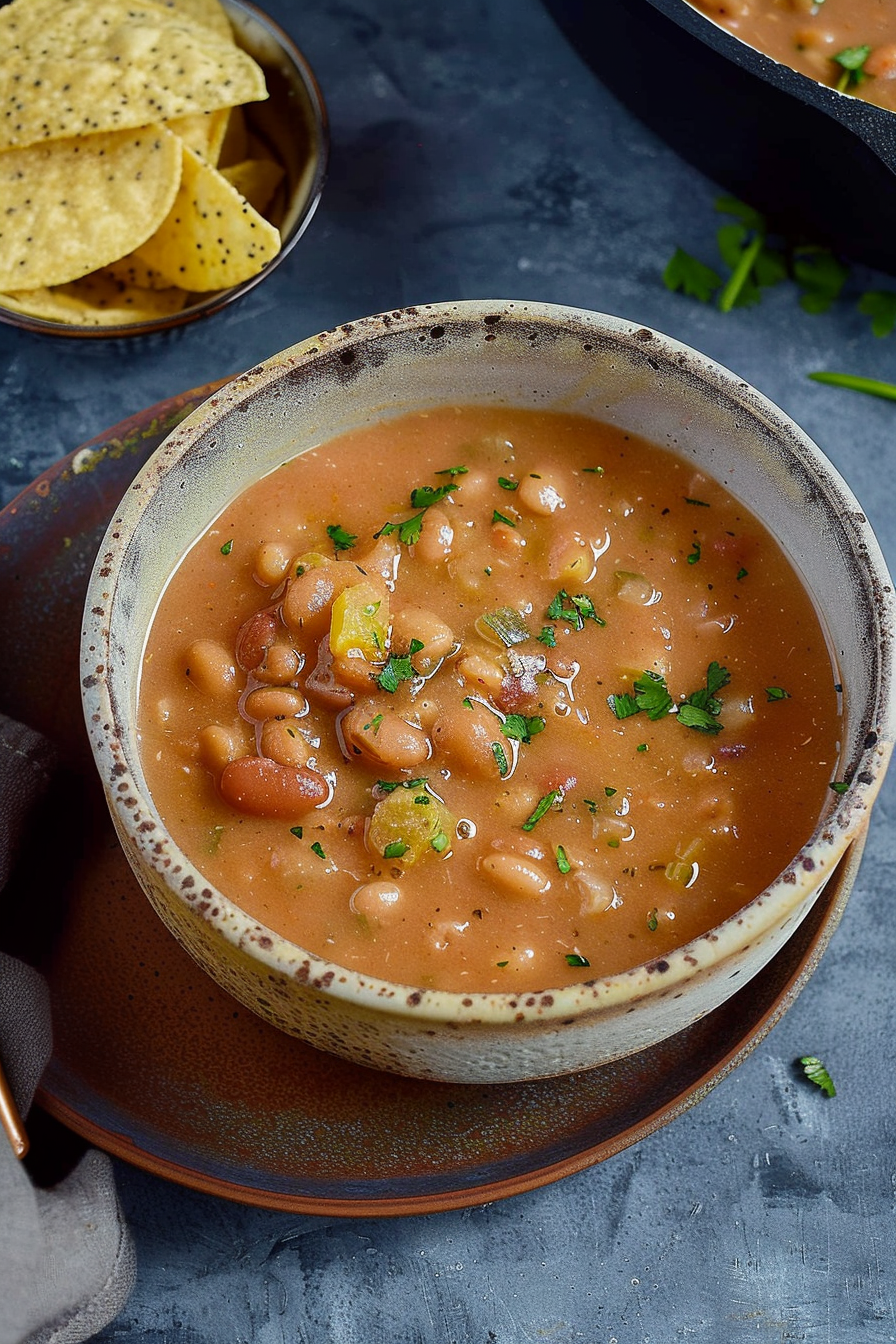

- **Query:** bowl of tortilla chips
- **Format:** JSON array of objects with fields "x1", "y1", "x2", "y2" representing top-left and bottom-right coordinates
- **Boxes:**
[{"x1": 0, "y1": 0, "x2": 328, "y2": 336}]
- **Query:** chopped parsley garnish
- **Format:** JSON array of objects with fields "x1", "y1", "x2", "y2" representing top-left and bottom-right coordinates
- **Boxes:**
[
  {"x1": 582, "y1": 465, "x2": 605, "y2": 475},
  {"x1": 737, "y1": 567, "x2": 748, "y2": 581},
  {"x1": 383, "y1": 840, "x2": 409, "y2": 859},
  {"x1": 491, "y1": 741, "x2": 509, "y2": 777},
  {"x1": 498, "y1": 476, "x2": 519, "y2": 490},
  {"x1": 375, "y1": 482, "x2": 458, "y2": 546},
  {"x1": 565, "y1": 952, "x2": 590, "y2": 968},
  {"x1": 799, "y1": 1055, "x2": 836, "y2": 1097},
  {"x1": 687, "y1": 540, "x2": 701, "y2": 564},
  {"x1": 310, "y1": 841, "x2": 326, "y2": 859},
  {"x1": 501, "y1": 713, "x2": 546, "y2": 744},
  {"x1": 220, "y1": 538, "x2": 233, "y2": 555},
  {"x1": 326, "y1": 523, "x2": 357, "y2": 553},
  {"x1": 522, "y1": 788, "x2": 561, "y2": 832},
  {"x1": 636, "y1": 744, "x2": 648, "y2": 753},
  {"x1": 289, "y1": 825, "x2": 304, "y2": 839},
  {"x1": 537, "y1": 624, "x2": 557, "y2": 647},
  {"x1": 766, "y1": 686, "x2": 791, "y2": 702},
  {"x1": 685, "y1": 497, "x2": 709, "y2": 507},
  {"x1": 546, "y1": 589, "x2": 606, "y2": 630},
  {"x1": 830, "y1": 780, "x2": 850, "y2": 795},
  {"x1": 608, "y1": 670, "x2": 673, "y2": 722},
  {"x1": 677, "y1": 661, "x2": 730, "y2": 733},
  {"x1": 376, "y1": 640, "x2": 424, "y2": 693},
  {"x1": 555, "y1": 845, "x2": 571, "y2": 874},
  {"x1": 647, "y1": 908, "x2": 658, "y2": 932},
  {"x1": 375, "y1": 777, "x2": 428, "y2": 794},
  {"x1": 435, "y1": 465, "x2": 468, "y2": 477},
  {"x1": 832, "y1": 44, "x2": 871, "y2": 92},
  {"x1": 410, "y1": 483, "x2": 458, "y2": 509},
  {"x1": 604, "y1": 786, "x2": 617, "y2": 797},
  {"x1": 492, "y1": 509, "x2": 516, "y2": 527},
  {"x1": 496, "y1": 960, "x2": 509, "y2": 968},
  {"x1": 363, "y1": 713, "x2": 384, "y2": 734}
]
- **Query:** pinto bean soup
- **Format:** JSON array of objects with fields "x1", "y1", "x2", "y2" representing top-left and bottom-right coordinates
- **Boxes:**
[{"x1": 138, "y1": 405, "x2": 842, "y2": 994}]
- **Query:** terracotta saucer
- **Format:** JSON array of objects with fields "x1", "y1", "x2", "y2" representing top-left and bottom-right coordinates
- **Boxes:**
[{"x1": 0, "y1": 389, "x2": 859, "y2": 1216}]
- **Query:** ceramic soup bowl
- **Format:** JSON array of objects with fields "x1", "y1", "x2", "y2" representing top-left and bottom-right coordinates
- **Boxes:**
[{"x1": 81, "y1": 300, "x2": 896, "y2": 1083}]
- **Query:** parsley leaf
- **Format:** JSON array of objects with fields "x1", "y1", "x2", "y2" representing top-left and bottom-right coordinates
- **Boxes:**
[
  {"x1": 410, "y1": 483, "x2": 458, "y2": 509},
  {"x1": 663, "y1": 247, "x2": 721, "y2": 304},
  {"x1": 799, "y1": 1055, "x2": 836, "y2": 1097},
  {"x1": 501, "y1": 713, "x2": 546, "y2": 744},
  {"x1": 376, "y1": 639, "x2": 424, "y2": 693},
  {"x1": 858, "y1": 289, "x2": 896, "y2": 338},
  {"x1": 793, "y1": 245, "x2": 850, "y2": 315},
  {"x1": 326, "y1": 523, "x2": 357, "y2": 553},
  {"x1": 491, "y1": 741, "x2": 509, "y2": 777},
  {"x1": 766, "y1": 686, "x2": 791, "y2": 702},
  {"x1": 522, "y1": 788, "x2": 562, "y2": 832},
  {"x1": 375, "y1": 481, "x2": 458, "y2": 546},
  {"x1": 565, "y1": 951, "x2": 590, "y2": 968},
  {"x1": 537, "y1": 624, "x2": 557, "y2": 647},
  {"x1": 633, "y1": 671, "x2": 674, "y2": 721},
  {"x1": 546, "y1": 589, "x2": 606, "y2": 630},
  {"x1": 833, "y1": 44, "x2": 871, "y2": 91}
]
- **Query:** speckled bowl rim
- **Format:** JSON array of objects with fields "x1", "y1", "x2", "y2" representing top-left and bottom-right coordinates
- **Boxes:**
[
  {"x1": 0, "y1": 0, "x2": 329, "y2": 340},
  {"x1": 82, "y1": 299, "x2": 896, "y2": 1027}
]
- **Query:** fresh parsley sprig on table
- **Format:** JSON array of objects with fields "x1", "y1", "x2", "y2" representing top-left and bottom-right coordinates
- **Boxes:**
[{"x1": 663, "y1": 194, "x2": 896, "y2": 338}]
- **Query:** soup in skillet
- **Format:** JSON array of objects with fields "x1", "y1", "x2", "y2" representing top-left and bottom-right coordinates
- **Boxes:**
[
  {"x1": 138, "y1": 406, "x2": 842, "y2": 994},
  {"x1": 689, "y1": 0, "x2": 896, "y2": 115}
]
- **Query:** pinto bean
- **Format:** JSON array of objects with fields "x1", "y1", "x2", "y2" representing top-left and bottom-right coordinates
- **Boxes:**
[
  {"x1": 479, "y1": 850, "x2": 551, "y2": 898},
  {"x1": 414, "y1": 506, "x2": 454, "y2": 563},
  {"x1": 197, "y1": 723, "x2": 240, "y2": 776},
  {"x1": 219, "y1": 755, "x2": 330, "y2": 818},
  {"x1": 281, "y1": 563, "x2": 357, "y2": 636},
  {"x1": 253, "y1": 541, "x2": 293, "y2": 587},
  {"x1": 260, "y1": 719, "x2": 312, "y2": 769},
  {"x1": 253, "y1": 641, "x2": 301, "y2": 685},
  {"x1": 184, "y1": 639, "x2": 237, "y2": 696},
  {"x1": 243, "y1": 686, "x2": 308, "y2": 721},
  {"x1": 340, "y1": 705, "x2": 430, "y2": 770},
  {"x1": 391, "y1": 606, "x2": 456, "y2": 670},
  {"x1": 235, "y1": 608, "x2": 279, "y2": 673},
  {"x1": 517, "y1": 471, "x2": 566, "y2": 515},
  {"x1": 431, "y1": 703, "x2": 503, "y2": 777},
  {"x1": 350, "y1": 880, "x2": 404, "y2": 923}
]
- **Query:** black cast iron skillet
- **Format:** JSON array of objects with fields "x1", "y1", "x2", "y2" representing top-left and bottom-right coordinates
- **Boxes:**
[{"x1": 543, "y1": 0, "x2": 896, "y2": 277}]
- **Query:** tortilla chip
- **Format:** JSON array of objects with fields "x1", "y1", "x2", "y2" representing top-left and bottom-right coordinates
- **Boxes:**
[
  {"x1": 155, "y1": 0, "x2": 234, "y2": 41},
  {"x1": 0, "y1": 124, "x2": 182, "y2": 289},
  {"x1": 0, "y1": 0, "x2": 267, "y2": 151},
  {"x1": 166, "y1": 108, "x2": 230, "y2": 163},
  {"x1": 0, "y1": 271, "x2": 189, "y2": 325},
  {"x1": 220, "y1": 158, "x2": 285, "y2": 216},
  {"x1": 134, "y1": 141, "x2": 281, "y2": 290}
]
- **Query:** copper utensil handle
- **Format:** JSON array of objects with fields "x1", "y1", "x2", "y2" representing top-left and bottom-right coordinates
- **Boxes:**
[{"x1": 0, "y1": 1056, "x2": 28, "y2": 1158}]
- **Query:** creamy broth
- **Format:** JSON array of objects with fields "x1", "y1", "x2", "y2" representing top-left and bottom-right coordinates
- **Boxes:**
[
  {"x1": 689, "y1": 0, "x2": 896, "y2": 114},
  {"x1": 138, "y1": 407, "x2": 842, "y2": 993}
]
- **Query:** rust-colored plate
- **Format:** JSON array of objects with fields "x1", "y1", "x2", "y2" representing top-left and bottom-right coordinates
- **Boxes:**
[{"x1": 0, "y1": 390, "x2": 858, "y2": 1217}]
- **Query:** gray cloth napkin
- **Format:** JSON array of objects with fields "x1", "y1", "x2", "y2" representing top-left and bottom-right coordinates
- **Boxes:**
[{"x1": 0, "y1": 716, "x2": 135, "y2": 1344}]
